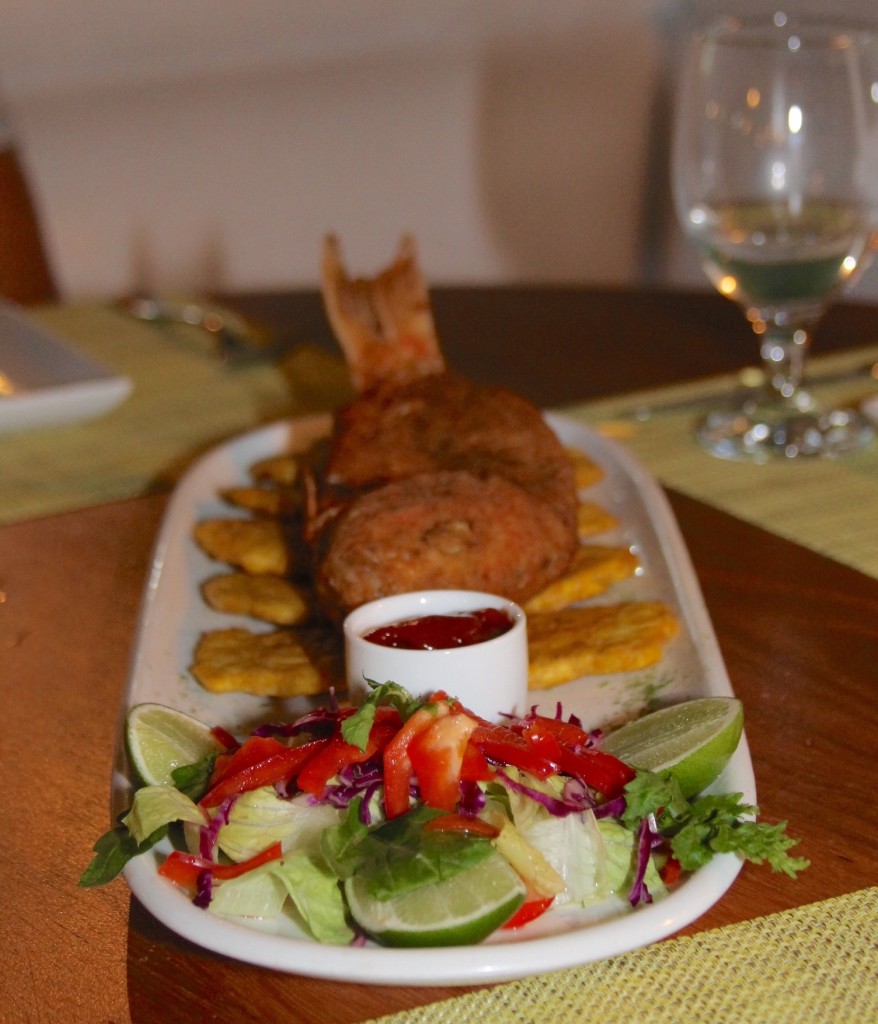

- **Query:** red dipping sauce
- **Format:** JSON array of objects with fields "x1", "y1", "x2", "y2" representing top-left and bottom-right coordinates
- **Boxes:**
[{"x1": 363, "y1": 607, "x2": 514, "y2": 651}]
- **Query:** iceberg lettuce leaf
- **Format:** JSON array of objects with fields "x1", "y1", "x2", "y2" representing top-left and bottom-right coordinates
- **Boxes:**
[{"x1": 123, "y1": 785, "x2": 207, "y2": 844}]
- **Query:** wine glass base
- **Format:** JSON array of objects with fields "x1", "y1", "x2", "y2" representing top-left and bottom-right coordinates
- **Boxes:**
[{"x1": 695, "y1": 399, "x2": 875, "y2": 462}]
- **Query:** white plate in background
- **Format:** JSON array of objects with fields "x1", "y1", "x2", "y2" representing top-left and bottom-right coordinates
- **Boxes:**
[
  {"x1": 0, "y1": 300, "x2": 132, "y2": 434},
  {"x1": 117, "y1": 413, "x2": 755, "y2": 986}
]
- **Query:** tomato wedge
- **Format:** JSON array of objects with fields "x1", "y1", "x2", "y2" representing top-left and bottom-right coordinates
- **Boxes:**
[
  {"x1": 502, "y1": 896, "x2": 554, "y2": 929},
  {"x1": 459, "y1": 740, "x2": 494, "y2": 783},
  {"x1": 200, "y1": 736, "x2": 328, "y2": 808},
  {"x1": 158, "y1": 841, "x2": 283, "y2": 888},
  {"x1": 660, "y1": 856, "x2": 683, "y2": 886},
  {"x1": 407, "y1": 712, "x2": 480, "y2": 811}
]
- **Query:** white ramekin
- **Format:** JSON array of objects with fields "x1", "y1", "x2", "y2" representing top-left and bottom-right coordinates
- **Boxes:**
[{"x1": 342, "y1": 589, "x2": 528, "y2": 722}]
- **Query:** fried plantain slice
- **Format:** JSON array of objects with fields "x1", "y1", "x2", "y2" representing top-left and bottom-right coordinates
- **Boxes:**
[
  {"x1": 527, "y1": 602, "x2": 679, "y2": 689},
  {"x1": 219, "y1": 485, "x2": 303, "y2": 518},
  {"x1": 201, "y1": 572, "x2": 311, "y2": 625},
  {"x1": 193, "y1": 518, "x2": 298, "y2": 576},
  {"x1": 576, "y1": 501, "x2": 619, "y2": 538},
  {"x1": 190, "y1": 626, "x2": 342, "y2": 696},
  {"x1": 566, "y1": 448, "x2": 605, "y2": 489},
  {"x1": 248, "y1": 454, "x2": 300, "y2": 487},
  {"x1": 524, "y1": 544, "x2": 638, "y2": 614}
]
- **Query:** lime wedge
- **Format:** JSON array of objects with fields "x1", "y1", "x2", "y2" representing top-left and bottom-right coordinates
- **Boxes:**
[
  {"x1": 601, "y1": 697, "x2": 744, "y2": 798},
  {"x1": 125, "y1": 703, "x2": 225, "y2": 787},
  {"x1": 344, "y1": 850, "x2": 526, "y2": 947}
]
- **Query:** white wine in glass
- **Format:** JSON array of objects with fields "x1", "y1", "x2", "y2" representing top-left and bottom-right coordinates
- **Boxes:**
[{"x1": 672, "y1": 14, "x2": 878, "y2": 460}]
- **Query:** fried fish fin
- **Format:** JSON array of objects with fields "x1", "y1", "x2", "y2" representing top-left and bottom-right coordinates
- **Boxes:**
[{"x1": 321, "y1": 234, "x2": 445, "y2": 392}]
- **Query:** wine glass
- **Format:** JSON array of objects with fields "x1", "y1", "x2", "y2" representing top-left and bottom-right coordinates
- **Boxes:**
[{"x1": 672, "y1": 13, "x2": 878, "y2": 460}]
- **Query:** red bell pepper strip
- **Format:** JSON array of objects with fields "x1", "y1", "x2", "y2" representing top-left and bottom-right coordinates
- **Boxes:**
[
  {"x1": 382, "y1": 705, "x2": 446, "y2": 819},
  {"x1": 422, "y1": 813, "x2": 500, "y2": 838},
  {"x1": 209, "y1": 735, "x2": 290, "y2": 787},
  {"x1": 296, "y1": 706, "x2": 401, "y2": 796},
  {"x1": 470, "y1": 723, "x2": 556, "y2": 780},
  {"x1": 158, "y1": 841, "x2": 283, "y2": 889},
  {"x1": 517, "y1": 713, "x2": 592, "y2": 748},
  {"x1": 200, "y1": 736, "x2": 329, "y2": 808},
  {"x1": 209, "y1": 725, "x2": 240, "y2": 752},
  {"x1": 522, "y1": 719, "x2": 634, "y2": 798}
]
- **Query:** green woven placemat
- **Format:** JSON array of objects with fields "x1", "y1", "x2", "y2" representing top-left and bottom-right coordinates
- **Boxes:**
[
  {"x1": 365, "y1": 887, "x2": 878, "y2": 1024},
  {"x1": 0, "y1": 303, "x2": 352, "y2": 524},
  {"x1": 566, "y1": 345, "x2": 878, "y2": 580}
]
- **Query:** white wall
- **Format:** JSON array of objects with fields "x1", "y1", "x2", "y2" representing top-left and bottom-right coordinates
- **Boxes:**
[
  {"x1": 2, "y1": 0, "x2": 877, "y2": 301},
  {"x1": 0, "y1": 1, "x2": 666, "y2": 297}
]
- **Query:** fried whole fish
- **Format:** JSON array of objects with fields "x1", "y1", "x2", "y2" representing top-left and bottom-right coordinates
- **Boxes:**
[{"x1": 309, "y1": 235, "x2": 578, "y2": 619}]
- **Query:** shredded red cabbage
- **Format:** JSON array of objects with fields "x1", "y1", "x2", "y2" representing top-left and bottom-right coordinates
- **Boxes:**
[
  {"x1": 274, "y1": 776, "x2": 298, "y2": 799},
  {"x1": 337, "y1": 758, "x2": 383, "y2": 787},
  {"x1": 593, "y1": 794, "x2": 626, "y2": 820},
  {"x1": 253, "y1": 707, "x2": 340, "y2": 739},
  {"x1": 548, "y1": 701, "x2": 584, "y2": 730},
  {"x1": 561, "y1": 777, "x2": 595, "y2": 811},
  {"x1": 321, "y1": 757, "x2": 385, "y2": 823},
  {"x1": 496, "y1": 769, "x2": 589, "y2": 817},
  {"x1": 199, "y1": 795, "x2": 237, "y2": 859},
  {"x1": 359, "y1": 782, "x2": 384, "y2": 824},
  {"x1": 458, "y1": 779, "x2": 487, "y2": 816},
  {"x1": 628, "y1": 818, "x2": 655, "y2": 907},
  {"x1": 194, "y1": 869, "x2": 213, "y2": 908}
]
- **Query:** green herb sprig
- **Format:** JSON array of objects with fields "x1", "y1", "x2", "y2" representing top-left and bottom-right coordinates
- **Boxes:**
[{"x1": 622, "y1": 770, "x2": 809, "y2": 877}]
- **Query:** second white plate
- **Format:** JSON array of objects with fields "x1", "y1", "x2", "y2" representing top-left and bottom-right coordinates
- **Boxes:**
[{"x1": 0, "y1": 301, "x2": 131, "y2": 434}]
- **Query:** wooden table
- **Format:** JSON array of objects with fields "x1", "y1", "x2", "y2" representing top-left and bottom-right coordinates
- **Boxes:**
[{"x1": 3, "y1": 287, "x2": 877, "y2": 1024}]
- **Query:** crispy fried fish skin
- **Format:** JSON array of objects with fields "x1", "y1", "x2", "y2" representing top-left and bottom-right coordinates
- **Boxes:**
[
  {"x1": 313, "y1": 239, "x2": 578, "y2": 618},
  {"x1": 312, "y1": 470, "x2": 577, "y2": 620},
  {"x1": 325, "y1": 373, "x2": 577, "y2": 533}
]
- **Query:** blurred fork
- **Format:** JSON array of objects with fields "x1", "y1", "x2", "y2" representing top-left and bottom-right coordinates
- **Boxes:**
[{"x1": 121, "y1": 296, "x2": 286, "y2": 363}]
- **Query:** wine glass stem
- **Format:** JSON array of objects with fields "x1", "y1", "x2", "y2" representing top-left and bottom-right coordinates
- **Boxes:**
[{"x1": 758, "y1": 325, "x2": 810, "y2": 401}]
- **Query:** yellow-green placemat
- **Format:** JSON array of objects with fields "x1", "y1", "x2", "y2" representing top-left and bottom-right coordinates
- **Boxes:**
[
  {"x1": 365, "y1": 887, "x2": 878, "y2": 1024},
  {"x1": 0, "y1": 303, "x2": 353, "y2": 525},
  {"x1": 566, "y1": 345, "x2": 878, "y2": 580}
]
